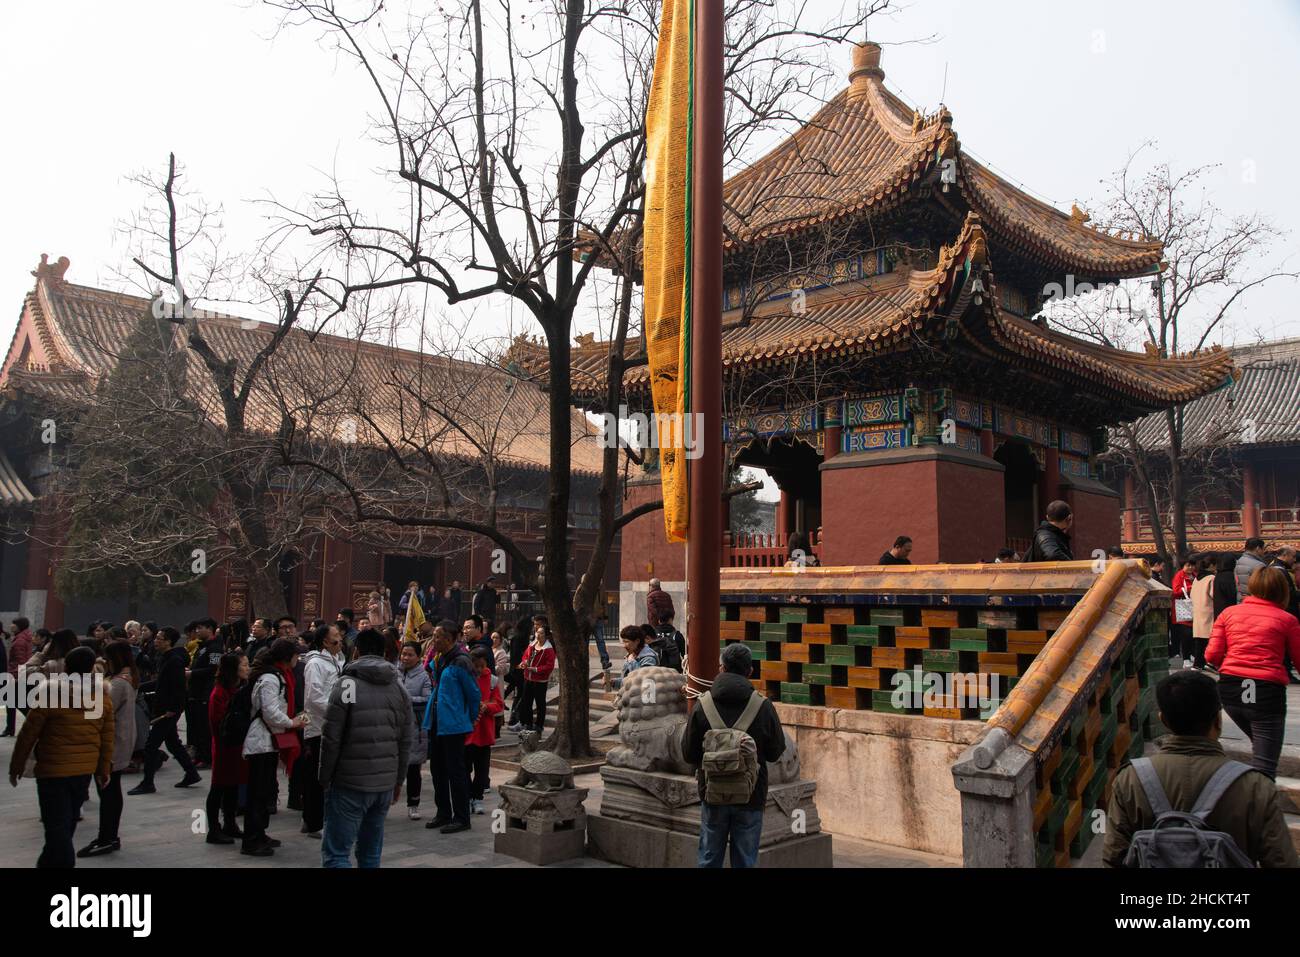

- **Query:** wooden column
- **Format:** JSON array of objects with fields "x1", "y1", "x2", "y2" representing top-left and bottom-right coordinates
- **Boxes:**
[
  {"x1": 776, "y1": 490, "x2": 792, "y2": 537},
  {"x1": 1122, "y1": 473, "x2": 1139, "y2": 542},
  {"x1": 685, "y1": 0, "x2": 724, "y2": 699},
  {"x1": 1242, "y1": 461, "x2": 1260, "y2": 539}
]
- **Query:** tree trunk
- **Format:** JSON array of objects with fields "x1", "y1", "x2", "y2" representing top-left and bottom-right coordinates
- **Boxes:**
[{"x1": 246, "y1": 561, "x2": 287, "y2": 622}]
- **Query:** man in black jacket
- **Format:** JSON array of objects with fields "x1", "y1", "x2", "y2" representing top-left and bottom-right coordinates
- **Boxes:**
[
  {"x1": 129, "y1": 627, "x2": 200, "y2": 794},
  {"x1": 187, "y1": 618, "x2": 223, "y2": 766},
  {"x1": 680, "y1": 643, "x2": 785, "y2": 868},
  {"x1": 1022, "y1": 500, "x2": 1074, "y2": 562}
]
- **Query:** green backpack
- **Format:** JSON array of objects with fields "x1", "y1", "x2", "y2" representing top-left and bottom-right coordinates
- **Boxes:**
[{"x1": 698, "y1": 691, "x2": 764, "y2": 805}]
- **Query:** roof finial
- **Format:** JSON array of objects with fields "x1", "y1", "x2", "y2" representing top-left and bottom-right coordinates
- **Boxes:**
[
  {"x1": 849, "y1": 41, "x2": 884, "y2": 99},
  {"x1": 31, "y1": 254, "x2": 71, "y2": 284}
]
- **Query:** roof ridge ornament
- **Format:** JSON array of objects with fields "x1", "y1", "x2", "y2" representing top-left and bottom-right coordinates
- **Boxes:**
[
  {"x1": 32, "y1": 254, "x2": 71, "y2": 284},
  {"x1": 1069, "y1": 204, "x2": 1090, "y2": 228},
  {"x1": 848, "y1": 41, "x2": 884, "y2": 99}
]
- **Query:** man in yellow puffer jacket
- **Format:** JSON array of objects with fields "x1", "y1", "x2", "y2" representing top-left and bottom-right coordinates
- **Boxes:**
[{"x1": 7, "y1": 645, "x2": 115, "y2": 868}]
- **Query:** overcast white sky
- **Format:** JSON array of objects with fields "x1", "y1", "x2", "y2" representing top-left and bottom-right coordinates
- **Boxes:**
[{"x1": 2, "y1": 0, "x2": 1297, "y2": 357}]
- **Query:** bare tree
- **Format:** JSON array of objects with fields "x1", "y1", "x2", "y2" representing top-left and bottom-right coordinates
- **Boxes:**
[
  {"x1": 1048, "y1": 145, "x2": 1298, "y2": 564},
  {"x1": 261, "y1": 0, "x2": 885, "y2": 756}
]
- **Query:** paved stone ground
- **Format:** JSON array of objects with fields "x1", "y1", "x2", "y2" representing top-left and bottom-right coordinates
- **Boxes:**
[{"x1": 0, "y1": 721, "x2": 955, "y2": 868}]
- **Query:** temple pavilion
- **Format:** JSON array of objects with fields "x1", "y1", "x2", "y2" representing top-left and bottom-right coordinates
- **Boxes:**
[{"x1": 513, "y1": 42, "x2": 1235, "y2": 600}]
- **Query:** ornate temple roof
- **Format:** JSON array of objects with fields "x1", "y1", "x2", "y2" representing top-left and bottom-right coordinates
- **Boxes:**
[
  {"x1": 1, "y1": 256, "x2": 605, "y2": 476},
  {"x1": 542, "y1": 43, "x2": 1232, "y2": 417},
  {"x1": 523, "y1": 214, "x2": 1235, "y2": 411}
]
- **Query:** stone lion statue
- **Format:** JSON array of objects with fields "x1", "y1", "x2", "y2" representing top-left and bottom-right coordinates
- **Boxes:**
[
  {"x1": 605, "y1": 667, "x2": 801, "y2": 781},
  {"x1": 605, "y1": 667, "x2": 694, "y2": 775}
]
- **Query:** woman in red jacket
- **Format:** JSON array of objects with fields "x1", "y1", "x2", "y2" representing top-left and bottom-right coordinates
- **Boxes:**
[
  {"x1": 515, "y1": 619, "x2": 556, "y2": 734},
  {"x1": 1207, "y1": 565, "x2": 1300, "y2": 780},
  {"x1": 1169, "y1": 556, "x2": 1197, "y2": 666},
  {"x1": 204, "y1": 652, "x2": 250, "y2": 845},
  {"x1": 465, "y1": 647, "x2": 505, "y2": 814}
]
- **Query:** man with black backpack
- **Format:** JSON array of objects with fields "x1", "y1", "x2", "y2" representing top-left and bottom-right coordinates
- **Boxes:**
[
  {"x1": 651, "y1": 613, "x2": 685, "y2": 673},
  {"x1": 680, "y1": 643, "x2": 786, "y2": 868},
  {"x1": 1103, "y1": 670, "x2": 1296, "y2": 868}
]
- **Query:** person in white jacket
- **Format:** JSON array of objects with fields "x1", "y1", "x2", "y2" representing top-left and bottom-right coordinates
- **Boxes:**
[
  {"x1": 300, "y1": 624, "x2": 345, "y2": 838},
  {"x1": 241, "y1": 639, "x2": 306, "y2": 857}
]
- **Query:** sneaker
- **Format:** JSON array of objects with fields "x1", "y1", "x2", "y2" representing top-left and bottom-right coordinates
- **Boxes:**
[
  {"x1": 126, "y1": 782, "x2": 157, "y2": 796},
  {"x1": 407, "y1": 807, "x2": 422, "y2": 821},
  {"x1": 174, "y1": 771, "x2": 202, "y2": 788},
  {"x1": 439, "y1": 820, "x2": 471, "y2": 834},
  {"x1": 77, "y1": 838, "x2": 121, "y2": 858},
  {"x1": 507, "y1": 723, "x2": 521, "y2": 733},
  {"x1": 303, "y1": 830, "x2": 321, "y2": 840},
  {"x1": 468, "y1": 799, "x2": 479, "y2": 816}
]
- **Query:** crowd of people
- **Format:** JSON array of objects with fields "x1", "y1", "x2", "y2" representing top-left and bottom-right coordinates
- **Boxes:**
[{"x1": 0, "y1": 575, "x2": 567, "y2": 868}]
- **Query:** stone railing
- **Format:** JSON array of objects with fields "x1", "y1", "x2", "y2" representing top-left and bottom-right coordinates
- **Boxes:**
[
  {"x1": 716, "y1": 561, "x2": 1158, "y2": 857},
  {"x1": 950, "y1": 560, "x2": 1170, "y2": 867}
]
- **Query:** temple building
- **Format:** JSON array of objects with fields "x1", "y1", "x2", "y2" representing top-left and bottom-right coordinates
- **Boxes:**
[
  {"x1": 1112, "y1": 337, "x2": 1300, "y2": 554},
  {"x1": 516, "y1": 41, "x2": 1235, "y2": 617},
  {"x1": 0, "y1": 256, "x2": 615, "y2": 629}
]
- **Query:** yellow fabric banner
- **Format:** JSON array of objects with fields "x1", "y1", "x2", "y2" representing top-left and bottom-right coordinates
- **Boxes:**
[
  {"x1": 643, "y1": 0, "x2": 693, "y2": 543},
  {"x1": 402, "y1": 590, "x2": 426, "y2": 643}
]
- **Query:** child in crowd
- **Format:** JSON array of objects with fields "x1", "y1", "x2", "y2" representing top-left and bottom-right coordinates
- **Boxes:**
[{"x1": 466, "y1": 647, "x2": 504, "y2": 815}]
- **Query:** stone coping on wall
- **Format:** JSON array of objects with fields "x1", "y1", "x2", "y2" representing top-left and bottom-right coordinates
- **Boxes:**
[{"x1": 720, "y1": 561, "x2": 1105, "y2": 603}]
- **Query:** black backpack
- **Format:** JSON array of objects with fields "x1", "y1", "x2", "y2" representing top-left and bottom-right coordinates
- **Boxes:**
[
  {"x1": 219, "y1": 673, "x2": 283, "y2": 748},
  {"x1": 652, "y1": 627, "x2": 684, "y2": 672}
]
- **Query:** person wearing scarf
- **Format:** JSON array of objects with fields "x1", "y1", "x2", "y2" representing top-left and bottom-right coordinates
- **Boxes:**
[{"x1": 240, "y1": 639, "x2": 307, "y2": 857}]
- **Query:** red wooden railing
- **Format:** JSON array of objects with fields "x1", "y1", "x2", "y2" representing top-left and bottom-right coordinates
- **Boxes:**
[
  {"x1": 1121, "y1": 506, "x2": 1300, "y2": 542},
  {"x1": 724, "y1": 529, "x2": 823, "y2": 568}
]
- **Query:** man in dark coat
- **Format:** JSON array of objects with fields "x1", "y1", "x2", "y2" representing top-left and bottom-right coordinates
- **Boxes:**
[
  {"x1": 645, "y1": 578, "x2": 675, "y2": 626},
  {"x1": 318, "y1": 628, "x2": 413, "y2": 868},
  {"x1": 129, "y1": 628, "x2": 200, "y2": 794},
  {"x1": 680, "y1": 643, "x2": 786, "y2": 868},
  {"x1": 1021, "y1": 500, "x2": 1074, "y2": 562}
]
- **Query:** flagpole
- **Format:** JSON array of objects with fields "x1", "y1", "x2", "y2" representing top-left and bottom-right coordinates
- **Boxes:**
[{"x1": 686, "y1": 0, "x2": 723, "y2": 698}]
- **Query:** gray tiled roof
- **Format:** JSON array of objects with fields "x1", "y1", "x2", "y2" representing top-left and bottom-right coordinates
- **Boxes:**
[{"x1": 1125, "y1": 338, "x2": 1300, "y2": 450}]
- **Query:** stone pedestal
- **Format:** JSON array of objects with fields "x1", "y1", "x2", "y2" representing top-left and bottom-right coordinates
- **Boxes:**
[
  {"x1": 585, "y1": 765, "x2": 832, "y2": 868},
  {"x1": 493, "y1": 783, "x2": 590, "y2": 866}
]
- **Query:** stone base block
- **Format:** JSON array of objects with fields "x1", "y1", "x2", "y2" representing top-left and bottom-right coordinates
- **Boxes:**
[
  {"x1": 586, "y1": 813, "x2": 832, "y2": 868},
  {"x1": 494, "y1": 822, "x2": 588, "y2": 866}
]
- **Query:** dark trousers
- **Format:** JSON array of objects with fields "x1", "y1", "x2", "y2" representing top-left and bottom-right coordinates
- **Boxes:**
[
  {"x1": 243, "y1": 752, "x2": 279, "y2": 848},
  {"x1": 466, "y1": 744, "x2": 491, "y2": 800},
  {"x1": 287, "y1": 728, "x2": 308, "y2": 810},
  {"x1": 142, "y1": 713, "x2": 197, "y2": 785},
  {"x1": 1219, "y1": 675, "x2": 1287, "y2": 780},
  {"x1": 505, "y1": 671, "x2": 523, "y2": 723},
  {"x1": 4, "y1": 704, "x2": 15, "y2": 735},
  {"x1": 406, "y1": 764, "x2": 423, "y2": 807},
  {"x1": 1222, "y1": 704, "x2": 1287, "y2": 781},
  {"x1": 430, "y1": 734, "x2": 470, "y2": 824},
  {"x1": 188, "y1": 693, "x2": 212, "y2": 762},
  {"x1": 302, "y1": 736, "x2": 325, "y2": 832},
  {"x1": 95, "y1": 770, "x2": 124, "y2": 843},
  {"x1": 206, "y1": 783, "x2": 239, "y2": 834},
  {"x1": 36, "y1": 775, "x2": 90, "y2": 868},
  {"x1": 1171, "y1": 623, "x2": 1193, "y2": 661},
  {"x1": 519, "y1": 681, "x2": 547, "y2": 730}
]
